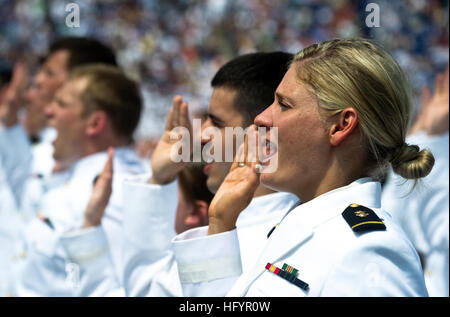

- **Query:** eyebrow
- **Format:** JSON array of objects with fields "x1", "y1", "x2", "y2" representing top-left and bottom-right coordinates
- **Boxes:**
[
  {"x1": 207, "y1": 112, "x2": 225, "y2": 125},
  {"x1": 275, "y1": 92, "x2": 296, "y2": 105},
  {"x1": 56, "y1": 96, "x2": 68, "y2": 107}
]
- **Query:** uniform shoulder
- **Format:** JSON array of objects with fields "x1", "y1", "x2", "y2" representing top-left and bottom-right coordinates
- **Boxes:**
[
  {"x1": 340, "y1": 203, "x2": 415, "y2": 251},
  {"x1": 341, "y1": 203, "x2": 386, "y2": 233}
]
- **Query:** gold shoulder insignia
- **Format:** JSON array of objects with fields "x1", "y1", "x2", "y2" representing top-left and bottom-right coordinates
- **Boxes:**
[{"x1": 342, "y1": 204, "x2": 386, "y2": 233}]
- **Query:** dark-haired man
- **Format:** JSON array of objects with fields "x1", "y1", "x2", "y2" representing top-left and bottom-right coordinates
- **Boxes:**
[{"x1": 70, "y1": 52, "x2": 298, "y2": 297}]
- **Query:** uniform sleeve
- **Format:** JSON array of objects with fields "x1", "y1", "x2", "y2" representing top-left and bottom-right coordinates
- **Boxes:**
[
  {"x1": 15, "y1": 219, "x2": 71, "y2": 297},
  {"x1": 121, "y1": 179, "x2": 180, "y2": 296},
  {"x1": 55, "y1": 177, "x2": 181, "y2": 297},
  {"x1": 172, "y1": 227, "x2": 242, "y2": 297},
  {"x1": 0, "y1": 124, "x2": 32, "y2": 205},
  {"x1": 59, "y1": 225, "x2": 123, "y2": 297},
  {"x1": 319, "y1": 231, "x2": 429, "y2": 297},
  {"x1": 416, "y1": 132, "x2": 449, "y2": 253},
  {"x1": 382, "y1": 132, "x2": 449, "y2": 296}
]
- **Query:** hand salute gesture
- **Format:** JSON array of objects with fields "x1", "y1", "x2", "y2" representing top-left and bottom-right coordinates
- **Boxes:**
[
  {"x1": 150, "y1": 95, "x2": 192, "y2": 185},
  {"x1": 83, "y1": 148, "x2": 114, "y2": 228},
  {"x1": 207, "y1": 125, "x2": 262, "y2": 235}
]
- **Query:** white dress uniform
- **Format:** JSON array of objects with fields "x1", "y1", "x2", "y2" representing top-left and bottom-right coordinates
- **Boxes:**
[
  {"x1": 0, "y1": 158, "x2": 25, "y2": 296},
  {"x1": 0, "y1": 124, "x2": 32, "y2": 206},
  {"x1": 172, "y1": 178, "x2": 428, "y2": 297},
  {"x1": 14, "y1": 147, "x2": 148, "y2": 297},
  {"x1": 19, "y1": 127, "x2": 58, "y2": 222},
  {"x1": 56, "y1": 176, "x2": 298, "y2": 297},
  {"x1": 382, "y1": 131, "x2": 449, "y2": 297}
]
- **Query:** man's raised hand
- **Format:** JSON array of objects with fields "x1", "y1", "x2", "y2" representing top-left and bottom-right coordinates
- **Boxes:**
[{"x1": 149, "y1": 95, "x2": 192, "y2": 185}]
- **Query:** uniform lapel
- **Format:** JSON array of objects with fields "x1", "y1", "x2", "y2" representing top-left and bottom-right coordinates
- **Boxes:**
[
  {"x1": 233, "y1": 213, "x2": 313, "y2": 296},
  {"x1": 232, "y1": 178, "x2": 382, "y2": 296}
]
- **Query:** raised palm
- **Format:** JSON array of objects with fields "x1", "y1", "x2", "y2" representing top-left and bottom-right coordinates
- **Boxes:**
[{"x1": 150, "y1": 95, "x2": 192, "y2": 185}]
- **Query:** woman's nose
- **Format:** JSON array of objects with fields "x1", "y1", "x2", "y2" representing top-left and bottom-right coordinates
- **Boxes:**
[{"x1": 254, "y1": 103, "x2": 274, "y2": 128}]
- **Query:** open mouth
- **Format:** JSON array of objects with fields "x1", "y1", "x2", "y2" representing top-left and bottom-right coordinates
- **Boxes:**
[
  {"x1": 260, "y1": 139, "x2": 278, "y2": 163},
  {"x1": 203, "y1": 163, "x2": 213, "y2": 175}
]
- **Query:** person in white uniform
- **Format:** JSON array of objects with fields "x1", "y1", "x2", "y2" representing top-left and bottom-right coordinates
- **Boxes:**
[
  {"x1": 0, "y1": 62, "x2": 32, "y2": 207},
  {"x1": 382, "y1": 66, "x2": 449, "y2": 296},
  {"x1": 14, "y1": 64, "x2": 147, "y2": 296},
  {"x1": 61, "y1": 52, "x2": 298, "y2": 297},
  {"x1": 0, "y1": 157, "x2": 25, "y2": 296},
  {"x1": 0, "y1": 37, "x2": 118, "y2": 215},
  {"x1": 171, "y1": 38, "x2": 434, "y2": 297}
]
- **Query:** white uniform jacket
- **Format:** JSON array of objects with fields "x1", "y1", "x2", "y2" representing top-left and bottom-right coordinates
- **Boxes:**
[
  {"x1": 172, "y1": 178, "x2": 429, "y2": 297},
  {"x1": 0, "y1": 124, "x2": 32, "y2": 206},
  {"x1": 0, "y1": 159, "x2": 24, "y2": 296},
  {"x1": 15, "y1": 147, "x2": 148, "y2": 296},
  {"x1": 382, "y1": 131, "x2": 449, "y2": 296},
  {"x1": 59, "y1": 176, "x2": 298, "y2": 297}
]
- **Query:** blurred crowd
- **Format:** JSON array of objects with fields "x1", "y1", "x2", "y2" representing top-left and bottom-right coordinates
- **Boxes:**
[{"x1": 1, "y1": 0, "x2": 448, "y2": 140}]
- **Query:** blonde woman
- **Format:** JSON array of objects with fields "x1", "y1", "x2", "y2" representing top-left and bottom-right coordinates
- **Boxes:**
[{"x1": 171, "y1": 38, "x2": 434, "y2": 296}]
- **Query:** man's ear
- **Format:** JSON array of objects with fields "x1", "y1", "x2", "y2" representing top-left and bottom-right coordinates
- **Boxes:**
[
  {"x1": 86, "y1": 110, "x2": 108, "y2": 137},
  {"x1": 329, "y1": 107, "x2": 358, "y2": 146},
  {"x1": 184, "y1": 200, "x2": 209, "y2": 228}
]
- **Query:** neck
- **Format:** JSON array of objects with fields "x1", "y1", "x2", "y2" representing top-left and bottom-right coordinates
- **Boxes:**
[
  {"x1": 62, "y1": 136, "x2": 130, "y2": 169},
  {"x1": 85, "y1": 135, "x2": 131, "y2": 156},
  {"x1": 295, "y1": 155, "x2": 368, "y2": 203},
  {"x1": 253, "y1": 183, "x2": 275, "y2": 198}
]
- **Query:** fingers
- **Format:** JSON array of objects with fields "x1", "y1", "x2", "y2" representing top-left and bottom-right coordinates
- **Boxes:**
[
  {"x1": 443, "y1": 65, "x2": 449, "y2": 96},
  {"x1": 179, "y1": 101, "x2": 191, "y2": 130},
  {"x1": 166, "y1": 95, "x2": 183, "y2": 131},
  {"x1": 435, "y1": 73, "x2": 444, "y2": 95},
  {"x1": 421, "y1": 86, "x2": 431, "y2": 109},
  {"x1": 166, "y1": 95, "x2": 191, "y2": 134},
  {"x1": 434, "y1": 66, "x2": 449, "y2": 96},
  {"x1": 11, "y1": 62, "x2": 28, "y2": 88},
  {"x1": 231, "y1": 125, "x2": 261, "y2": 173},
  {"x1": 165, "y1": 105, "x2": 175, "y2": 131},
  {"x1": 83, "y1": 148, "x2": 114, "y2": 229},
  {"x1": 94, "y1": 148, "x2": 114, "y2": 188},
  {"x1": 103, "y1": 147, "x2": 114, "y2": 179},
  {"x1": 230, "y1": 139, "x2": 244, "y2": 171}
]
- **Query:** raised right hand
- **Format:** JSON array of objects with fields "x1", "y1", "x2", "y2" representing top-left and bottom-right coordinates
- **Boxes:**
[
  {"x1": 409, "y1": 66, "x2": 449, "y2": 136},
  {"x1": 0, "y1": 62, "x2": 29, "y2": 127},
  {"x1": 149, "y1": 95, "x2": 192, "y2": 185},
  {"x1": 207, "y1": 126, "x2": 261, "y2": 235}
]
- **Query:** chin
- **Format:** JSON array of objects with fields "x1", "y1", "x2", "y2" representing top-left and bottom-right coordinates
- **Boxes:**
[
  {"x1": 206, "y1": 178, "x2": 220, "y2": 194},
  {"x1": 260, "y1": 172, "x2": 291, "y2": 194},
  {"x1": 259, "y1": 172, "x2": 277, "y2": 189}
]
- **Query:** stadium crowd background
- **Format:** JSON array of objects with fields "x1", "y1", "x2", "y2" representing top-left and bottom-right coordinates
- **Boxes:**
[{"x1": 0, "y1": 0, "x2": 448, "y2": 145}]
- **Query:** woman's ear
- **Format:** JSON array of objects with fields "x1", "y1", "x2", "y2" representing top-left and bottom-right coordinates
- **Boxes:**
[
  {"x1": 329, "y1": 107, "x2": 358, "y2": 146},
  {"x1": 86, "y1": 110, "x2": 108, "y2": 137},
  {"x1": 184, "y1": 200, "x2": 209, "y2": 228}
]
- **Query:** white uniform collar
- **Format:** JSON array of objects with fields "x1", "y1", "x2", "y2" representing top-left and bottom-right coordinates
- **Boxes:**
[
  {"x1": 38, "y1": 127, "x2": 57, "y2": 144},
  {"x1": 287, "y1": 177, "x2": 381, "y2": 230},
  {"x1": 236, "y1": 191, "x2": 299, "y2": 227},
  {"x1": 68, "y1": 146, "x2": 141, "y2": 180},
  {"x1": 233, "y1": 178, "x2": 382, "y2": 295}
]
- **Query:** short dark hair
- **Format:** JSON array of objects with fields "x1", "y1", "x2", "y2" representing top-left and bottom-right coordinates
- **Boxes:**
[
  {"x1": 69, "y1": 64, "x2": 141, "y2": 141},
  {"x1": 48, "y1": 36, "x2": 117, "y2": 70},
  {"x1": 211, "y1": 52, "x2": 293, "y2": 126}
]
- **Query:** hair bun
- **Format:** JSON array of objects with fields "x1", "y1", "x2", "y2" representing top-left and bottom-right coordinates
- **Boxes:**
[{"x1": 390, "y1": 143, "x2": 435, "y2": 179}]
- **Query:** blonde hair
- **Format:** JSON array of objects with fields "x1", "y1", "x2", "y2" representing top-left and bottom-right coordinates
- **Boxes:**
[
  {"x1": 69, "y1": 63, "x2": 142, "y2": 141},
  {"x1": 293, "y1": 38, "x2": 434, "y2": 180}
]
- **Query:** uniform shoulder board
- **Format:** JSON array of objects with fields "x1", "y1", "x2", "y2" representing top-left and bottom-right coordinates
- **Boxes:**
[{"x1": 342, "y1": 203, "x2": 386, "y2": 233}]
